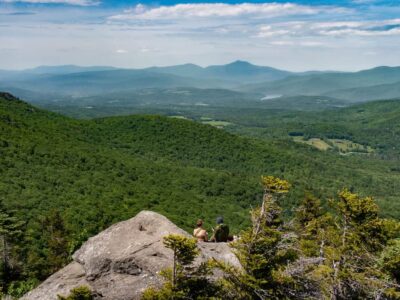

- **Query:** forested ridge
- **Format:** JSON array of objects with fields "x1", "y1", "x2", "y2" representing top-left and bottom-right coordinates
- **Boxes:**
[
  {"x1": 230, "y1": 99, "x2": 400, "y2": 157},
  {"x1": 0, "y1": 92, "x2": 400, "y2": 297}
]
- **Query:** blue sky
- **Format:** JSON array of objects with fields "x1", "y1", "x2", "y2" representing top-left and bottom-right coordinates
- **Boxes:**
[{"x1": 1, "y1": 0, "x2": 400, "y2": 71}]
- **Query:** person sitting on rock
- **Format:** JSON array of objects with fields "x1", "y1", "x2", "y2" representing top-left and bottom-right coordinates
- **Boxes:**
[
  {"x1": 193, "y1": 219, "x2": 208, "y2": 242},
  {"x1": 210, "y1": 216, "x2": 230, "y2": 242}
]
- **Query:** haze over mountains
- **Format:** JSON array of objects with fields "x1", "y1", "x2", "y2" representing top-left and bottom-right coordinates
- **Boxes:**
[
  {"x1": 2, "y1": 61, "x2": 400, "y2": 300},
  {"x1": 243, "y1": 66, "x2": 400, "y2": 101},
  {"x1": 1, "y1": 61, "x2": 400, "y2": 115}
]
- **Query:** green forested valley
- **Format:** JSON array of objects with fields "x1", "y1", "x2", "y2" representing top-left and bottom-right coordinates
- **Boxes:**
[{"x1": 1, "y1": 92, "x2": 400, "y2": 296}]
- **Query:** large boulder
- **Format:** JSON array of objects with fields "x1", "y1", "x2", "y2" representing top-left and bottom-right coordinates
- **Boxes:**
[{"x1": 22, "y1": 211, "x2": 241, "y2": 300}]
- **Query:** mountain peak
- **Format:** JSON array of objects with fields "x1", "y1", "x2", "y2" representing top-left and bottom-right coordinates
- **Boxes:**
[{"x1": 228, "y1": 60, "x2": 253, "y2": 66}]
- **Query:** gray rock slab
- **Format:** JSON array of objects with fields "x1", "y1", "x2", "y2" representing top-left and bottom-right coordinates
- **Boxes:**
[{"x1": 22, "y1": 211, "x2": 241, "y2": 300}]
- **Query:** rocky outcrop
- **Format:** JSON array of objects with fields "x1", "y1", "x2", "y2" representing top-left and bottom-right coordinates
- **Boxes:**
[{"x1": 22, "y1": 211, "x2": 241, "y2": 300}]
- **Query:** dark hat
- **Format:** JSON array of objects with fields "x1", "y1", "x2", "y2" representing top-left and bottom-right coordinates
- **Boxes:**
[{"x1": 216, "y1": 216, "x2": 224, "y2": 224}]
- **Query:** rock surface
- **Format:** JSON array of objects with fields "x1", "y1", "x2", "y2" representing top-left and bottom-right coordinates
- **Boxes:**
[{"x1": 22, "y1": 211, "x2": 241, "y2": 300}]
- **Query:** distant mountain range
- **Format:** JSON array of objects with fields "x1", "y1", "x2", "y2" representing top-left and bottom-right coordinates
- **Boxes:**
[
  {"x1": 1, "y1": 61, "x2": 400, "y2": 107},
  {"x1": 147, "y1": 60, "x2": 292, "y2": 83},
  {"x1": 242, "y1": 66, "x2": 400, "y2": 102}
]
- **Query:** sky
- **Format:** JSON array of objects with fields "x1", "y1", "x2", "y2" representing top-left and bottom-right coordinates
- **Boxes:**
[{"x1": 1, "y1": 0, "x2": 400, "y2": 71}]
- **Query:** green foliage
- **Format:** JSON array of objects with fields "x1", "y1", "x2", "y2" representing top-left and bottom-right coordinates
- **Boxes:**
[
  {"x1": 163, "y1": 234, "x2": 198, "y2": 267},
  {"x1": 42, "y1": 210, "x2": 70, "y2": 273},
  {"x1": 1, "y1": 94, "x2": 400, "y2": 296},
  {"x1": 142, "y1": 284, "x2": 185, "y2": 300},
  {"x1": 214, "y1": 176, "x2": 299, "y2": 299},
  {"x1": 57, "y1": 286, "x2": 93, "y2": 300},
  {"x1": 292, "y1": 189, "x2": 400, "y2": 299},
  {"x1": 7, "y1": 279, "x2": 39, "y2": 298},
  {"x1": 143, "y1": 234, "x2": 219, "y2": 300},
  {"x1": 163, "y1": 234, "x2": 198, "y2": 286},
  {"x1": 295, "y1": 193, "x2": 323, "y2": 228},
  {"x1": 212, "y1": 179, "x2": 400, "y2": 299},
  {"x1": 0, "y1": 200, "x2": 25, "y2": 292},
  {"x1": 24, "y1": 210, "x2": 70, "y2": 281},
  {"x1": 379, "y1": 239, "x2": 400, "y2": 283},
  {"x1": 260, "y1": 176, "x2": 291, "y2": 194}
]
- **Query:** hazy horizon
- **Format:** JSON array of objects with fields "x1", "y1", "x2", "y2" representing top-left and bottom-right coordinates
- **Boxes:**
[
  {"x1": 1, "y1": 0, "x2": 400, "y2": 71},
  {"x1": 1, "y1": 60, "x2": 399, "y2": 73}
]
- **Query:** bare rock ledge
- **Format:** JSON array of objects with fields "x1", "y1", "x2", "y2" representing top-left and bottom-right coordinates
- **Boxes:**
[{"x1": 22, "y1": 211, "x2": 241, "y2": 300}]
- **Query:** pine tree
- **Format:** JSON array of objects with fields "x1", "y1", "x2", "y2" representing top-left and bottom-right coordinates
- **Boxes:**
[
  {"x1": 42, "y1": 210, "x2": 70, "y2": 274},
  {"x1": 214, "y1": 176, "x2": 298, "y2": 299},
  {"x1": 163, "y1": 234, "x2": 199, "y2": 288},
  {"x1": 328, "y1": 189, "x2": 400, "y2": 299},
  {"x1": 0, "y1": 200, "x2": 24, "y2": 292},
  {"x1": 296, "y1": 189, "x2": 400, "y2": 299},
  {"x1": 295, "y1": 192, "x2": 323, "y2": 229},
  {"x1": 142, "y1": 234, "x2": 219, "y2": 299},
  {"x1": 295, "y1": 193, "x2": 337, "y2": 258},
  {"x1": 25, "y1": 210, "x2": 70, "y2": 280}
]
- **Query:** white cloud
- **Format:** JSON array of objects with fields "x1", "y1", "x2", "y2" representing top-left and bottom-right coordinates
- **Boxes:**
[
  {"x1": 270, "y1": 41, "x2": 294, "y2": 46},
  {"x1": 257, "y1": 25, "x2": 290, "y2": 38},
  {"x1": 300, "y1": 41, "x2": 325, "y2": 47},
  {"x1": 0, "y1": 0, "x2": 99, "y2": 6},
  {"x1": 352, "y1": 0, "x2": 377, "y2": 4},
  {"x1": 269, "y1": 40, "x2": 325, "y2": 47},
  {"x1": 316, "y1": 19, "x2": 400, "y2": 36},
  {"x1": 320, "y1": 28, "x2": 400, "y2": 36},
  {"x1": 311, "y1": 21, "x2": 363, "y2": 29},
  {"x1": 2, "y1": 1, "x2": 400, "y2": 71},
  {"x1": 110, "y1": 3, "x2": 321, "y2": 21},
  {"x1": 255, "y1": 19, "x2": 400, "y2": 39}
]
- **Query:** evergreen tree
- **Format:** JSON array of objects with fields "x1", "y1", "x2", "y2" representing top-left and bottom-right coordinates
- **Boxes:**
[
  {"x1": 294, "y1": 193, "x2": 337, "y2": 258},
  {"x1": 0, "y1": 200, "x2": 24, "y2": 292},
  {"x1": 142, "y1": 234, "x2": 219, "y2": 299},
  {"x1": 214, "y1": 176, "x2": 298, "y2": 299},
  {"x1": 42, "y1": 210, "x2": 70, "y2": 274},
  {"x1": 26, "y1": 210, "x2": 70, "y2": 280},
  {"x1": 379, "y1": 239, "x2": 400, "y2": 284},
  {"x1": 295, "y1": 193, "x2": 323, "y2": 229},
  {"x1": 296, "y1": 189, "x2": 400, "y2": 299}
]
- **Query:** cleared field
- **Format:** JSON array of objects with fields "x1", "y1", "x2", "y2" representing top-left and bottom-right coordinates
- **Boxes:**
[
  {"x1": 329, "y1": 139, "x2": 373, "y2": 153},
  {"x1": 293, "y1": 136, "x2": 373, "y2": 153},
  {"x1": 293, "y1": 137, "x2": 331, "y2": 151},
  {"x1": 200, "y1": 116, "x2": 213, "y2": 121},
  {"x1": 202, "y1": 120, "x2": 233, "y2": 128},
  {"x1": 169, "y1": 115, "x2": 189, "y2": 120}
]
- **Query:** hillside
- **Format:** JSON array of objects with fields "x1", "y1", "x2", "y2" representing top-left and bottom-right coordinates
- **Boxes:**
[
  {"x1": 242, "y1": 66, "x2": 400, "y2": 101},
  {"x1": 2, "y1": 92, "x2": 400, "y2": 296},
  {"x1": 233, "y1": 99, "x2": 400, "y2": 157},
  {"x1": 2, "y1": 92, "x2": 398, "y2": 207},
  {"x1": 324, "y1": 81, "x2": 400, "y2": 102},
  {"x1": 26, "y1": 87, "x2": 257, "y2": 108},
  {"x1": 141, "y1": 98, "x2": 400, "y2": 158},
  {"x1": 22, "y1": 91, "x2": 351, "y2": 120}
]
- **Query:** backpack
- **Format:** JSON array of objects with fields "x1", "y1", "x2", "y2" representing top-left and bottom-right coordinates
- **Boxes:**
[{"x1": 214, "y1": 224, "x2": 229, "y2": 242}]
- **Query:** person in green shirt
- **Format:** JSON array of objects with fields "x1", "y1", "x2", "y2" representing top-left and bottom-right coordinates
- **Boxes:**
[{"x1": 211, "y1": 216, "x2": 229, "y2": 242}]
